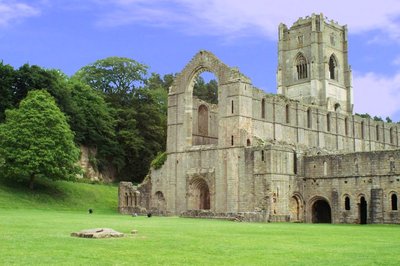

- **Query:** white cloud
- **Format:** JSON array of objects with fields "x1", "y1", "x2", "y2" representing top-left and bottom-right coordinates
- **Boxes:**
[
  {"x1": 393, "y1": 55, "x2": 400, "y2": 66},
  {"x1": 94, "y1": 0, "x2": 400, "y2": 41},
  {"x1": 353, "y1": 71, "x2": 400, "y2": 120},
  {"x1": 0, "y1": 1, "x2": 40, "y2": 27}
]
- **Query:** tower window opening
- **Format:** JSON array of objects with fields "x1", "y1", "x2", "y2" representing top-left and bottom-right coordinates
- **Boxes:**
[
  {"x1": 329, "y1": 55, "x2": 337, "y2": 80},
  {"x1": 231, "y1": 100, "x2": 234, "y2": 114},
  {"x1": 261, "y1": 150, "x2": 265, "y2": 161},
  {"x1": 231, "y1": 136, "x2": 234, "y2": 146},
  {"x1": 296, "y1": 54, "x2": 308, "y2": 80},
  {"x1": 344, "y1": 117, "x2": 349, "y2": 136}
]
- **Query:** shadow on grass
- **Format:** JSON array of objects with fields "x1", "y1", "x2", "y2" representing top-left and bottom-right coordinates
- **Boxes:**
[{"x1": 0, "y1": 177, "x2": 67, "y2": 199}]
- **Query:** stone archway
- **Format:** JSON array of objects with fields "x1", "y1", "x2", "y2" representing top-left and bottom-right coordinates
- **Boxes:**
[
  {"x1": 188, "y1": 177, "x2": 211, "y2": 210},
  {"x1": 289, "y1": 194, "x2": 304, "y2": 222},
  {"x1": 311, "y1": 198, "x2": 332, "y2": 223},
  {"x1": 154, "y1": 191, "x2": 166, "y2": 212},
  {"x1": 169, "y1": 50, "x2": 251, "y2": 148}
]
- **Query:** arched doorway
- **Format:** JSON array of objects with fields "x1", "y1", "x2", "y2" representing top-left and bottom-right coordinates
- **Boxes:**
[
  {"x1": 188, "y1": 178, "x2": 211, "y2": 210},
  {"x1": 311, "y1": 199, "x2": 332, "y2": 223},
  {"x1": 199, "y1": 185, "x2": 210, "y2": 210},
  {"x1": 289, "y1": 195, "x2": 303, "y2": 222},
  {"x1": 359, "y1": 196, "x2": 367, "y2": 224},
  {"x1": 154, "y1": 191, "x2": 166, "y2": 212}
]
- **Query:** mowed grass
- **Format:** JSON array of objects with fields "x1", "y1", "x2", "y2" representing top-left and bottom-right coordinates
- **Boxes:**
[{"x1": 1, "y1": 180, "x2": 400, "y2": 265}]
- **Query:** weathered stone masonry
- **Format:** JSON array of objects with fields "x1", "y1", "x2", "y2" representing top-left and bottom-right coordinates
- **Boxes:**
[{"x1": 119, "y1": 13, "x2": 400, "y2": 224}]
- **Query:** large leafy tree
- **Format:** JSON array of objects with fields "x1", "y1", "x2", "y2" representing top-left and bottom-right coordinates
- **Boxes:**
[
  {"x1": 75, "y1": 57, "x2": 168, "y2": 182},
  {"x1": 0, "y1": 90, "x2": 80, "y2": 190}
]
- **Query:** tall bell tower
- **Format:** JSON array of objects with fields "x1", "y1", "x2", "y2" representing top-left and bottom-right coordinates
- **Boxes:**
[{"x1": 277, "y1": 13, "x2": 353, "y2": 114}]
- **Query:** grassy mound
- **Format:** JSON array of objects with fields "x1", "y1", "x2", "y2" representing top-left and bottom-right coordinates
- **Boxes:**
[{"x1": 0, "y1": 179, "x2": 118, "y2": 213}]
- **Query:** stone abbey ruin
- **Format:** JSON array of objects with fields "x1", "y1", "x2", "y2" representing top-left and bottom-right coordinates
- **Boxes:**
[{"x1": 119, "y1": 14, "x2": 400, "y2": 224}]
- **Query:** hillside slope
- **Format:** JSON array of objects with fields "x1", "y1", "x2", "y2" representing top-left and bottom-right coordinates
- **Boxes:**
[{"x1": 0, "y1": 179, "x2": 118, "y2": 213}]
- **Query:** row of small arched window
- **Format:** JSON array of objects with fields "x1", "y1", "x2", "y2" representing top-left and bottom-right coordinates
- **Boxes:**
[{"x1": 343, "y1": 194, "x2": 398, "y2": 211}]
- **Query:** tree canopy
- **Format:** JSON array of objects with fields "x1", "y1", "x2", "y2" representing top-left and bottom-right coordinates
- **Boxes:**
[
  {"x1": 74, "y1": 57, "x2": 169, "y2": 182},
  {"x1": 0, "y1": 90, "x2": 80, "y2": 189}
]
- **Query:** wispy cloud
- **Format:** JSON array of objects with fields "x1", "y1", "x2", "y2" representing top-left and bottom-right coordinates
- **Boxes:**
[
  {"x1": 392, "y1": 55, "x2": 400, "y2": 66},
  {"x1": 0, "y1": 1, "x2": 40, "y2": 27},
  {"x1": 93, "y1": 0, "x2": 400, "y2": 41},
  {"x1": 353, "y1": 71, "x2": 400, "y2": 120}
]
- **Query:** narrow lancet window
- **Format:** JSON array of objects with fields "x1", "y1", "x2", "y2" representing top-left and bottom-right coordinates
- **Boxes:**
[
  {"x1": 329, "y1": 55, "x2": 337, "y2": 80},
  {"x1": 392, "y1": 194, "x2": 398, "y2": 211},
  {"x1": 345, "y1": 197, "x2": 350, "y2": 210},
  {"x1": 261, "y1": 98, "x2": 265, "y2": 119}
]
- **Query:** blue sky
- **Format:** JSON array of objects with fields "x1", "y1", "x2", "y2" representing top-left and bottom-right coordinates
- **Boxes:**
[{"x1": 1, "y1": 0, "x2": 400, "y2": 121}]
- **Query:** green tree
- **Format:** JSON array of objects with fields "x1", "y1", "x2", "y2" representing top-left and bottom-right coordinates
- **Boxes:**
[
  {"x1": 67, "y1": 78, "x2": 120, "y2": 170},
  {"x1": 74, "y1": 57, "x2": 148, "y2": 105},
  {"x1": 13, "y1": 65, "x2": 69, "y2": 107},
  {"x1": 0, "y1": 90, "x2": 80, "y2": 190},
  {"x1": 0, "y1": 62, "x2": 15, "y2": 122}
]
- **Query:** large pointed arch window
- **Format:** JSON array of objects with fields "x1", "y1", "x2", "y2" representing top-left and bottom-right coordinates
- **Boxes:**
[
  {"x1": 296, "y1": 53, "x2": 308, "y2": 80},
  {"x1": 329, "y1": 55, "x2": 337, "y2": 80}
]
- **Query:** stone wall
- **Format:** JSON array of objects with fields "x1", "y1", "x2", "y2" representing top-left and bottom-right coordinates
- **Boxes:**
[
  {"x1": 302, "y1": 150, "x2": 400, "y2": 223},
  {"x1": 251, "y1": 92, "x2": 399, "y2": 153}
]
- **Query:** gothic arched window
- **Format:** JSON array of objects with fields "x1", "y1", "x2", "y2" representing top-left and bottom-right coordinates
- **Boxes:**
[
  {"x1": 296, "y1": 54, "x2": 308, "y2": 80},
  {"x1": 329, "y1": 55, "x2": 337, "y2": 80},
  {"x1": 345, "y1": 196, "x2": 350, "y2": 210}
]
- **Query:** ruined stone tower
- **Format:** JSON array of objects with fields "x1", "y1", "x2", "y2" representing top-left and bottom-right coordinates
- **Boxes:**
[{"x1": 277, "y1": 13, "x2": 353, "y2": 114}]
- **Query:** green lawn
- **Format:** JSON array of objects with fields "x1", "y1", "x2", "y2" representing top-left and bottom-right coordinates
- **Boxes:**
[{"x1": 1, "y1": 180, "x2": 400, "y2": 265}]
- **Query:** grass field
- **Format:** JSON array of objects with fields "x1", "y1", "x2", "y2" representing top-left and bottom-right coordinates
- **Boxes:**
[{"x1": 1, "y1": 180, "x2": 400, "y2": 265}]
